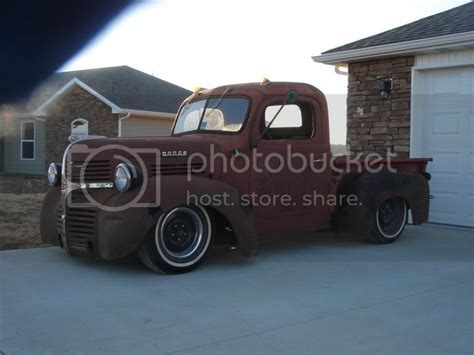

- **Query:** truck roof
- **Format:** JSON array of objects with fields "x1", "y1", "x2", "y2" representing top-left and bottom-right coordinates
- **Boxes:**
[{"x1": 185, "y1": 81, "x2": 327, "y2": 103}]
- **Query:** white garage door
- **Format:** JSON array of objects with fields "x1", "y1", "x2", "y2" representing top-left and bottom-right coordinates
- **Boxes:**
[{"x1": 420, "y1": 66, "x2": 474, "y2": 227}]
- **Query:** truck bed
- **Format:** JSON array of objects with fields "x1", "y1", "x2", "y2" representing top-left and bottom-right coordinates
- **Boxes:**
[{"x1": 330, "y1": 156, "x2": 432, "y2": 187}]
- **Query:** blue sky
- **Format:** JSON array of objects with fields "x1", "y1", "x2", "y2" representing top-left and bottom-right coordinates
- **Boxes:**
[{"x1": 62, "y1": 0, "x2": 467, "y2": 143}]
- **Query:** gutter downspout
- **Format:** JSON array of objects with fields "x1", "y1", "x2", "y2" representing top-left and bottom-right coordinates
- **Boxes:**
[{"x1": 118, "y1": 112, "x2": 130, "y2": 137}]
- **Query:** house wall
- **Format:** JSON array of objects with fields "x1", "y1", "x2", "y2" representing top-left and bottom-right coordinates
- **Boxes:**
[
  {"x1": 347, "y1": 56, "x2": 414, "y2": 157},
  {"x1": 121, "y1": 115, "x2": 174, "y2": 137},
  {"x1": 3, "y1": 117, "x2": 46, "y2": 175},
  {"x1": 45, "y1": 85, "x2": 118, "y2": 165}
]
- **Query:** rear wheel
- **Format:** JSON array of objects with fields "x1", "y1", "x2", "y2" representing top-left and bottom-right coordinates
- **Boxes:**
[
  {"x1": 368, "y1": 198, "x2": 407, "y2": 244},
  {"x1": 138, "y1": 205, "x2": 214, "y2": 273}
]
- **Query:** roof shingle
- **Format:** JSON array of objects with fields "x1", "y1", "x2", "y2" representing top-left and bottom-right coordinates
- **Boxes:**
[
  {"x1": 323, "y1": 2, "x2": 474, "y2": 54},
  {"x1": 15, "y1": 65, "x2": 192, "y2": 113}
]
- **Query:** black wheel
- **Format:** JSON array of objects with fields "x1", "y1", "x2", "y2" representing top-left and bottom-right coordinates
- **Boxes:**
[
  {"x1": 137, "y1": 205, "x2": 214, "y2": 274},
  {"x1": 368, "y1": 198, "x2": 407, "y2": 244}
]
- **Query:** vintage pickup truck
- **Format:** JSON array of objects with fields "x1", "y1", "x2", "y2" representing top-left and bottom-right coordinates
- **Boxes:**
[{"x1": 41, "y1": 81, "x2": 431, "y2": 273}]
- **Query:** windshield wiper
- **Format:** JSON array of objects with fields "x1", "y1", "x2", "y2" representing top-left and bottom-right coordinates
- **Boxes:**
[
  {"x1": 180, "y1": 89, "x2": 203, "y2": 114},
  {"x1": 203, "y1": 87, "x2": 231, "y2": 119}
]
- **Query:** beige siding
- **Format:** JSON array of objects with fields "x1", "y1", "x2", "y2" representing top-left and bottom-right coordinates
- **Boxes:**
[
  {"x1": 415, "y1": 49, "x2": 474, "y2": 70},
  {"x1": 121, "y1": 115, "x2": 174, "y2": 137}
]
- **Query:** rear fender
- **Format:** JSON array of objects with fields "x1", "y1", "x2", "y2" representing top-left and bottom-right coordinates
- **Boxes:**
[{"x1": 335, "y1": 171, "x2": 430, "y2": 235}]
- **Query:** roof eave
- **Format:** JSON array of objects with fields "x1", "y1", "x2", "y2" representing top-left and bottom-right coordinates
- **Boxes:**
[
  {"x1": 34, "y1": 77, "x2": 122, "y2": 116},
  {"x1": 312, "y1": 31, "x2": 474, "y2": 65},
  {"x1": 121, "y1": 108, "x2": 176, "y2": 119}
]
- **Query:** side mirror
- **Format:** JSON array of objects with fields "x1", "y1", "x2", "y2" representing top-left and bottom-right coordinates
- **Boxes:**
[{"x1": 287, "y1": 90, "x2": 299, "y2": 104}]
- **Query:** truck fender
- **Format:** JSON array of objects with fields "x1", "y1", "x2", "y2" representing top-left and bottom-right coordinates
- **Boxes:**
[
  {"x1": 334, "y1": 170, "x2": 430, "y2": 235},
  {"x1": 97, "y1": 175, "x2": 258, "y2": 259},
  {"x1": 157, "y1": 175, "x2": 259, "y2": 257},
  {"x1": 40, "y1": 187, "x2": 62, "y2": 246}
]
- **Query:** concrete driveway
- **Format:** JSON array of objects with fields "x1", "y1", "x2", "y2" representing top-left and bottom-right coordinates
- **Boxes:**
[{"x1": 1, "y1": 224, "x2": 473, "y2": 355}]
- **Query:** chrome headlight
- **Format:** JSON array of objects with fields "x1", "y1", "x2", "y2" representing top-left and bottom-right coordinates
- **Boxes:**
[
  {"x1": 114, "y1": 163, "x2": 138, "y2": 192},
  {"x1": 47, "y1": 163, "x2": 61, "y2": 186}
]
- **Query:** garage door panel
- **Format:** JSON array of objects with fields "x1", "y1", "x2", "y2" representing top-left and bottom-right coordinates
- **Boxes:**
[
  {"x1": 418, "y1": 66, "x2": 474, "y2": 227},
  {"x1": 423, "y1": 109, "x2": 470, "y2": 146},
  {"x1": 430, "y1": 191, "x2": 459, "y2": 215},
  {"x1": 428, "y1": 151, "x2": 461, "y2": 177},
  {"x1": 431, "y1": 112, "x2": 461, "y2": 135},
  {"x1": 464, "y1": 190, "x2": 474, "y2": 227},
  {"x1": 424, "y1": 95, "x2": 470, "y2": 108},
  {"x1": 431, "y1": 71, "x2": 463, "y2": 94},
  {"x1": 429, "y1": 183, "x2": 474, "y2": 227},
  {"x1": 469, "y1": 153, "x2": 474, "y2": 177},
  {"x1": 467, "y1": 194, "x2": 474, "y2": 221}
]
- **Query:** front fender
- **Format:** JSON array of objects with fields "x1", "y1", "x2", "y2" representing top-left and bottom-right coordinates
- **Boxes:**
[
  {"x1": 97, "y1": 175, "x2": 258, "y2": 260},
  {"x1": 159, "y1": 175, "x2": 258, "y2": 256},
  {"x1": 40, "y1": 187, "x2": 61, "y2": 246}
]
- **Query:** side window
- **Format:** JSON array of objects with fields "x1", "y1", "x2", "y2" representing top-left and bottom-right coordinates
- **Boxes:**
[
  {"x1": 263, "y1": 103, "x2": 313, "y2": 139},
  {"x1": 71, "y1": 118, "x2": 89, "y2": 136},
  {"x1": 265, "y1": 104, "x2": 302, "y2": 128},
  {"x1": 21, "y1": 121, "x2": 35, "y2": 160}
]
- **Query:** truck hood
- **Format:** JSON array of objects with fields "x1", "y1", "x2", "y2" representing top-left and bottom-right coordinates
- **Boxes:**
[{"x1": 68, "y1": 134, "x2": 221, "y2": 160}]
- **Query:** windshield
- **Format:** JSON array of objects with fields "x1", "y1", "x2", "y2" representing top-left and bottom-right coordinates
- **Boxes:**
[{"x1": 173, "y1": 97, "x2": 249, "y2": 134}]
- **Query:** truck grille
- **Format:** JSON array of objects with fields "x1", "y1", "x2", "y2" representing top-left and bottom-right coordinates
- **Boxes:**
[
  {"x1": 69, "y1": 160, "x2": 111, "y2": 183},
  {"x1": 56, "y1": 205, "x2": 64, "y2": 235},
  {"x1": 66, "y1": 207, "x2": 97, "y2": 253},
  {"x1": 151, "y1": 162, "x2": 205, "y2": 176}
]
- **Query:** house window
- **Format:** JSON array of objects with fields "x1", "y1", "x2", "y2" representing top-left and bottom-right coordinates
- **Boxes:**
[
  {"x1": 71, "y1": 118, "x2": 89, "y2": 136},
  {"x1": 21, "y1": 121, "x2": 35, "y2": 160}
]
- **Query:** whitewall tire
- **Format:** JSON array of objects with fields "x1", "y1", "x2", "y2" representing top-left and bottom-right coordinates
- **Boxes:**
[
  {"x1": 368, "y1": 198, "x2": 407, "y2": 244},
  {"x1": 138, "y1": 205, "x2": 214, "y2": 273}
]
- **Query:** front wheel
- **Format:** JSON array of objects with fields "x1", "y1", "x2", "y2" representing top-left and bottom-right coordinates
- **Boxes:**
[
  {"x1": 368, "y1": 198, "x2": 407, "y2": 244},
  {"x1": 138, "y1": 205, "x2": 214, "y2": 273}
]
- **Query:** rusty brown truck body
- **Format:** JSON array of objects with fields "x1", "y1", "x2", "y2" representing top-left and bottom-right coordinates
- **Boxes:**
[{"x1": 41, "y1": 82, "x2": 431, "y2": 273}]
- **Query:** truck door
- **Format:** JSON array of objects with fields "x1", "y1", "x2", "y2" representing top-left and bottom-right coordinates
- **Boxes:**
[{"x1": 250, "y1": 96, "x2": 331, "y2": 234}]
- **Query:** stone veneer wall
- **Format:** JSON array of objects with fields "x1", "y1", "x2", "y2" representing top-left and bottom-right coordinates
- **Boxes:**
[
  {"x1": 347, "y1": 56, "x2": 414, "y2": 157},
  {"x1": 45, "y1": 85, "x2": 118, "y2": 167}
]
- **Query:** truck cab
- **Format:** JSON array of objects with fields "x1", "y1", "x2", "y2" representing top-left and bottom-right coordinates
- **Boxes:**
[{"x1": 41, "y1": 81, "x2": 431, "y2": 273}]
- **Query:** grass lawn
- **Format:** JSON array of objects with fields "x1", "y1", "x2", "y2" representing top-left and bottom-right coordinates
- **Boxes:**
[{"x1": 0, "y1": 193, "x2": 46, "y2": 250}]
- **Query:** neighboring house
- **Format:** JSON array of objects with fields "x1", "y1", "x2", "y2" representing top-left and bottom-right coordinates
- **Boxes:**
[
  {"x1": 313, "y1": 2, "x2": 474, "y2": 227},
  {"x1": 0, "y1": 65, "x2": 191, "y2": 176}
]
